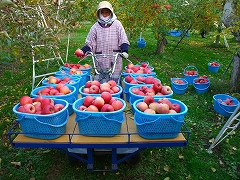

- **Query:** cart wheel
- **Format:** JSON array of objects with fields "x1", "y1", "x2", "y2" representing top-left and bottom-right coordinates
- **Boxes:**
[
  {"x1": 66, "y1": 153, "x2": 86, "y2": 166},
  {"x1": 125, "y1": 152, "x2": 142, "y2": 165}
]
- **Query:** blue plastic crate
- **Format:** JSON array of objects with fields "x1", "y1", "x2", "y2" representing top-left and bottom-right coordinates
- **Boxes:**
[
  {"x1": 12, "y1": 98, "x2": 69, "y2": 140},
  {"x1": 193, "y1": 78, "x2": 210, "y2": 94},
  {"x1": 129, "y1": 85, "x2": 173, "y2": 105},
  {"x1": 123, "y1": 76, "x2": 161, "y2": 95},
  {"x1": 183, "y1": 66, "x2": 198, "y2": 85},
  {"x1": 208, "y1": 60, "x2": 220, "y2": 73},
  {"x1": 132, "y1": 98, "x2": 188, "y2": 139},
  {"x1": 121, "y1": 71, "x2": 156, "y2": 78},
  {"x1": 213, "y1": 94, "x2": 239, "y2": 117},
  {"x1": 72, "y1": 97, "x2": 126, "y2": 136},
  {"x1": 171, "y1": 78, "x2": 188, "y2": 95},
  {"x1": 55, "y1": 71, "x2": 88, "y2": 89},
  {"x1": 30, "y1": 85, "x2": 77, "y2": 115},
  {"x1": 42, "y1": 76, "x2": 80, "y2": 94}
]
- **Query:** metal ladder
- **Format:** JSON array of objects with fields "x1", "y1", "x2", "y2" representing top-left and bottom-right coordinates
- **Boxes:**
[
  {"x1": 30, "y1": 4, "x2": 65, "y2": 90},
  {"x1": 208, "y1": 104, "x2": 240, "y2": 152}
]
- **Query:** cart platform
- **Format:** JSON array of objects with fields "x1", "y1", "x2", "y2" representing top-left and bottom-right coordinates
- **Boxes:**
[{"x1": 8, "y1": 109, "x2": 190, "y2": 171}]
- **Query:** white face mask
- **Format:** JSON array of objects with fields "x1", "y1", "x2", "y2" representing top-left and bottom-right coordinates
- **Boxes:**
[{"x1": 100, "y1": 14, "x2": 110, "y2": 22}]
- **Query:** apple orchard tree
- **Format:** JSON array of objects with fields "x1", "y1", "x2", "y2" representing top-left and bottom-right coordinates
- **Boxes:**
[{"x1": 0, "y1": 0, "x2": 84, "y2": 70}]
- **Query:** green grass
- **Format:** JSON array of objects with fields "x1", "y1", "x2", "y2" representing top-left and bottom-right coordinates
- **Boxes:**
[{"x1": 0, "y1": 27, "x2": 239, "y2": 180}]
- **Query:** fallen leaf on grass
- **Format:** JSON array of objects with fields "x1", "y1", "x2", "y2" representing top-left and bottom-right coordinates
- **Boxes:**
[
  {"x1": 210, "y1": 167, "x2": 216, "y2": 172},
  {"x1": 156, "y1": 170, "x2": 161, "y2": 174},
  {"x1": 209, "y1": 138, "x2": 214, "y2": 143},
  {"x1": 164, "y1": 177, "x2": 170, "y2": 180},
  {"x1": 178, "y1": 154, "x2": 184, "y2": 159},
  {"x1": 11, "y1": 162, "x2": 21, "y2": 167},
  {"x1": 116, "y1": 172, "x2": 120, "y2": 175},
  {"x1": 164, "y1": 165, "x2": 169, "y2": 172}
]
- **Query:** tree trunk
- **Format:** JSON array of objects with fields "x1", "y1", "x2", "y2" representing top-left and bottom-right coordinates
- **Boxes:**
[
  {"x1": 155, "y1": 36, "x2": 168, "y2": 54},
  {"x1": 230, "y1": 51, "x2": 240, "y2": 93},
  {"x1": 222, "y1": 0, "x2": 240, "y2": 41}
]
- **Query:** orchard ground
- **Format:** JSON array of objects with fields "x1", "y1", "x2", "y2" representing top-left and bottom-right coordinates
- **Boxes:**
[{"x1": 0, "y1": 27, "x2": 239, "y2": 180}]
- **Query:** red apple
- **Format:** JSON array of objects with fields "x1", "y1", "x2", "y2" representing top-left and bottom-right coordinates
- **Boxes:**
[
  {"x1": 141, "y1": 63, "x2": 148, "y2": 68},
  {"x1": 156, "y1": 103, "x2": 169, "y2": 114},
  {"x1": 83, "y1": 96, "x2": 95, "y2": 107},
  {"x1": 33, "y1": 102, "x2": 42, "y2": 112},
  {"x1": 133, "y1": 65, "x2": 141, "y2": 72},
  {"x1": 111, "y1": 99, "x2": 123, "y2": 111},
  {"x1": 130, "y1": 80, "x2": 138, "y2": 84},
  {"x1": 137, "y1": 91, "x2": 145, "y2": 96},
  {"x1": 101, "y1": 104, "x2": 114, "y2": 112},
  {"x1": 101, "y1": 82, "x2": 111, "y2": 88},
  {"x1": 152, "y1": 81, "x2": 162, "y2": 93},
  {"x1": 56, "y1": 83, "x2": 65, "y2": 91},
  {"x1": 144, "y1": 108, "x2": 156, "y2": 114},
  {"x1": 131, "y1": 88, "x2": 140, "y2": 95},
  {"x1": 136, "y1": 102, "x2": 148, "y2": 112},
  {"x1": 85, "y1": 81, "x2": 92, "y2": 88},
  {"x1": 32, "y1": 96, "x2": 43, "y2": 103},
  {"x1": 109, "y1": 97, "x2": 117, "y2": 105},
  {"x1": 158, "y1": 98, "x2": 172, "y2": 109},
  {"x1": 40, "y1": 88, "x2": 50, "y2": 95},
  {"x1": 148, "y1": 102, "x2": 159, "y2": 112},
  {"x1": 23, "y1": 104, "x2": 36, "y2": 114},
  {"x1": 168, "y1": 109, "x2": 177, "y2": 114},
  {"x1": 125, "y1": 69, "x2": 134, "y2": 73},
  {"x1": 165, "y1": 4, "x2": 171, "y2": 10},
  {"x1": 41, "y1": 98, "x2": 54, "y2": 109},
  {"x1": 127, "y1": 63, "x2": 134, "y2": 69},
  {"x1": 89, "y1": 85, "x2": 100, "y2": 94},
  {"x1": 91, "y1": 80, "x2": 100, "y2": 87},
  {"x1": 54, "y1": 104, "x2": 65, "y2": 112},
  {"x1": 42, "y1": 104, "x2": 55, "y2": 114},
  {"x1": 111, "y1": 86, "x2": 120, "y2": 93},
  {"x1": 17, "y1": 105, "x2": 26, "y2": 112},
  {"x1": 100, "y1": 85, "x2": 111, "y2": 93},
  {"x1": 143, "y1": 96, "x2": 154, "y2": 105},
  {"x1": 78, "y1": 105, "x2": 87, "y2": 111},
  {"x1": 92, "y1": 97, "x2": 105, "y2": 109},
  {"x1": 125, "y1": 75, "x2": 134, "y2": 83},
  {"x1": 48, "y1": 76, "x2": 57, "y2": 84},
  {"x1": 161, "y1": 86, "x2": 172, "y2": 95},
  {"x1": 49, "y1": 88, "x2": 59, "y2": 95},
  {"x1": 86, "y1": 105, "x2": 99, "y2": 112},
  {"x1": 136, "y1": 76, "x2": 145, "y2": 82},
  {"x1": 136, "y1": 69, "x2": 144, "y2": 74},
  {"x1": 101, "y1": 92, "x2": 112, "y2": 104},
  {"x1": 82, "y1": 88, "x2": 90, "y2": 94},
  {"x1": 20, "y1": 96, "x2": 33, "y2": 106},
  {"x1": 59, "y1": 86, "x2": 71, "y2": 94},
  {"x1": 108, "y1": 80, "x2": 117, "y2": 88},
  {"x1": 171, "y1": 103, "x2": 181, "y2": 113},
  {"x1": 144, "y1": 76, "x2": 154, "y2": 84},
  {"x1": 75, "y1": 49, "x2": 84, "y2": 57}
]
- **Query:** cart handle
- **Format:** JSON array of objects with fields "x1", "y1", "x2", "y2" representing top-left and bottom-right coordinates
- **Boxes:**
[{"x1": 79, "y1": 52, "x2": 132, "y2": 76}]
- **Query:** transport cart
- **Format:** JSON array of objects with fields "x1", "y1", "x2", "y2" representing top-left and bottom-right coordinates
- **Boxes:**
[{"x1": 8, "y1": 108, "x2": 190, "y2": 171}]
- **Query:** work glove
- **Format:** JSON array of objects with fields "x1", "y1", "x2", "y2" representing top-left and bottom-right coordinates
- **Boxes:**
[{"x1": 121, "y1": 52, "x2": 129, "y2": 59}]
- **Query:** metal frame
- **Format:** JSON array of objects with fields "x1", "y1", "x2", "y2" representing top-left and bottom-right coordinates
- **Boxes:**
[
  {"x1": 208, "y1": 104, "x2": 240, "y2": 152},
  {"x1": 8, "y1": 122, "x2": 190, "y2": 171}
]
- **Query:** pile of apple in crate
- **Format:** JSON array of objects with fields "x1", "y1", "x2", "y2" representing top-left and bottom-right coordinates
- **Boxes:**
[{"x1": 13, "y1": 61, "x2": 189, "y2": 139}]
